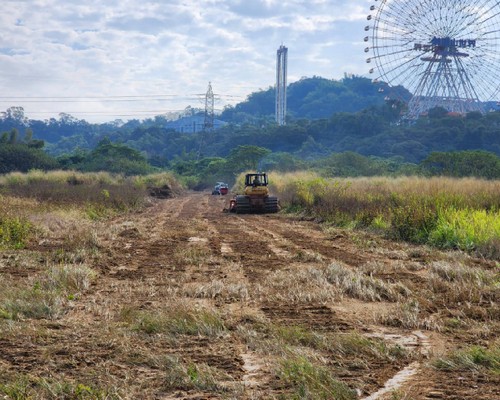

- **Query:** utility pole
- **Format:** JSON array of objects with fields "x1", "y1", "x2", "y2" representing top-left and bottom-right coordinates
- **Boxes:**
[
  {"x1": 198, "y1": 82, "x2": 215, "y2": 160},
  {"x1": 276, "y1": 45, "x2": 288, "y2": 126},
  {"x1": 203, "y1": 82, "x2": 215, "y2": 132}
]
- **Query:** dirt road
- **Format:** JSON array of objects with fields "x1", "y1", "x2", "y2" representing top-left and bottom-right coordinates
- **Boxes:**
[{"x1": 1, "y1": 192, "x2": 499, "y2": 399}]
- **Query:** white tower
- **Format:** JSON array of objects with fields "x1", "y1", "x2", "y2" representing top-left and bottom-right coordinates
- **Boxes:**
[{"x1": 276, "y1": 45, "x2": 288, "y2": 126}]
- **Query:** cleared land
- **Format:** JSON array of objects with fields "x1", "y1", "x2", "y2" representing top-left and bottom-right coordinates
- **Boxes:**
[{"x1": 0, "y1": 191, "x2": 499, "y2": 399}]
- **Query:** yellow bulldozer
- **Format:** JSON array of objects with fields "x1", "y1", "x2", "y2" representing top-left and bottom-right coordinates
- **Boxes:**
[{"x1": 229, "y1": 173, "x2": 279, "y2": 214}]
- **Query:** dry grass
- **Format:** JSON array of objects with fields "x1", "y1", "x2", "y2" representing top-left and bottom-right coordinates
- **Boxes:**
[
  {"x1": 0, "y1": 170, "x2": 183, "y2": 218},
  {"x1": 259, "y1": 261, "x2": 412, "y2": 305},
  {"x1": 432, "y1": 340, "x2": 500, "y2": 374},
  {"x1": 0, "y1": 263, "x2": 97, "y2": 321},
  {"x1": 379, "y1": 300, "x2": 443, "y2": 331},
  {"x1": 173, "y1": 244, "x2": 212, "y2": 266},
  {"x1": 324, "y1": 262, "x2": 411, "y2": 302},
  {"x1": 263, "y1": 265, "x2": 339, "y2": 304},
  {"x1": 429, "y1": 261, "x2": 499, "y2": 305},
  {"x1": 182, "y1": 280, "x2": 250, "y2": 302},
  {"x1": 120, "y1": 301, "x2": 227, "y2": 338},
  {"x1": 2, "y1": 172, "x2": 498, "y2": 397},
  {"x1": 0, "y1": 375, "x2": 122, "y2": 400},
  {"x1": 161, "y1": 355, "x2": 236, "y2": 393},
  {"x1": 236, "y1": 318, "x2": 410, "y2": 399}
]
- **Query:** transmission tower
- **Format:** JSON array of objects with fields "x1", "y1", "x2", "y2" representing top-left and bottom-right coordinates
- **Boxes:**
[
  {"x1": 276, "y1": 45, "x2": 288, "y2": 126},
  {"x1": 203, "y1": 82, "x2": 215, "y2": 132}
]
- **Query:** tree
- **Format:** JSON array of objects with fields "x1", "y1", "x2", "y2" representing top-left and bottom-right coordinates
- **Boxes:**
[
  {"x1": 420, "y1": 150, "x2": 500, "y2": 178},
  {"x1": 24, "y1": 128, "x2": 33, "y2": 143},
  {"x1": 226, "y1": 145, "x2": 272, "y2": 172},
  {"x1": 0, "y1": 144, "x2": 59, "y2": 173},
  {"x1": 75, "y1": 139, "x2": 153, "y2": 175},
  {"x1": 8, "y1": 128, "x2": 19, "y2": 144}
]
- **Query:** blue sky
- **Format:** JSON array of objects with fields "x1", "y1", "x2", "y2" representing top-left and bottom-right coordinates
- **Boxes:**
[{"x1": 0, "y1": 0, "x2": 372, "y2": 122}]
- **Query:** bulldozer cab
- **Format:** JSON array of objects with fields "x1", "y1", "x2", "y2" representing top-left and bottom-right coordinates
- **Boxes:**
[{"x1": 245, "y1": 173, "x2": 268, "y2": 187}]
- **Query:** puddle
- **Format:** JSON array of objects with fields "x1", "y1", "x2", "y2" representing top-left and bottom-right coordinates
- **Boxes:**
[
  {"x1": 366, "y1": 330, "x2": 430, "y2": 354},
  {"x1": 413, "y1": 330, "x2": 432, "y2": 355},
  {"x1": 362, "y1": 362, "x2": 419, "y2": 400},
  {"x1": 241, "y1": 353, "x2": 264, "y2": 387},
  {"x1": 362, "y1": 330, "x2": 431, "y2": 399}
]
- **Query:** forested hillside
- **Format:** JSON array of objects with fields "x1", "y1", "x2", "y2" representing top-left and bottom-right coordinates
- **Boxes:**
[
  {"x1": 220, "y1": 75, "x2": 410, "y2": 123},
  {"x1": 1, "y1": 75, "x2": 500, "y2": 183}
]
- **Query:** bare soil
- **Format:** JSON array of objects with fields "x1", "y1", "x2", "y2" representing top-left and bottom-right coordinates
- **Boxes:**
[{"x1": 1, "y1": 191, "x2": 499, "y2": 399}]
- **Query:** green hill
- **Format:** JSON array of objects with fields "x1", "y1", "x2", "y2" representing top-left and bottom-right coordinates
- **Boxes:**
[{"x1": 220, "y1": 75, "x2": 410, "y2": 123}]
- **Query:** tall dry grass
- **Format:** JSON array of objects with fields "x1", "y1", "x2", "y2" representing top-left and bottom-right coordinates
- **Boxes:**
[
  {"x1": 266, "y1": 172, "x2": 500, "y2": 258},
  {"x1": 0, "y1": 170, "x2": 183, "y2": 208}
]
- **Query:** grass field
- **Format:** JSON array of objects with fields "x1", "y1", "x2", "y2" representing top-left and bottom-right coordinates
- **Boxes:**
[
  {"x1": 0, "y1": 171, "x2": 499, "y2": 399},
  {"x1": 260, "y1": 172, "x2": 500, "y2": 258}
]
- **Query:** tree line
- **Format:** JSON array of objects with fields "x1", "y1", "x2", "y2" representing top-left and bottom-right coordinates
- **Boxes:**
[{"x1": 2, "y1": 75, "x2": 500, "y2": 182}]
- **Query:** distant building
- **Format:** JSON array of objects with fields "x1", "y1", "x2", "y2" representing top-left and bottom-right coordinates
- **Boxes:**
[{"x1": 165, "y1": 115, "x2": 227, "y2": 134}]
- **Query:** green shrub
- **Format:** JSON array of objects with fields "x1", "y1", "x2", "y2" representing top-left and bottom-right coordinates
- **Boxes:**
[
  {"x1": 0, "y1": 217, "x2": 31, "y2": 248},
  {"x1": 429, "y1": 207, "x2": 500, "y2": 252},
  {"x1": 390, "y1": 201, "x2": 438, "y2": 243}
]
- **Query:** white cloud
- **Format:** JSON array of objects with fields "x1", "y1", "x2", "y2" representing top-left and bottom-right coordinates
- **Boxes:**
[{"x1": 0, "y1": 0, "x2": 371, "y2": 122}]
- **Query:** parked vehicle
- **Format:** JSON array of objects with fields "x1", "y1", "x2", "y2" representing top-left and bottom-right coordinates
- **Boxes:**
[{"x1": 212, "y1": 182, "x2": 229, "y2": 195}]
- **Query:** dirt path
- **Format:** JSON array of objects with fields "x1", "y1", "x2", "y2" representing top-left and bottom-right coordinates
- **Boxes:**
[{"x1": 1, "y1": 192, "x2": 498, "y2": 399}]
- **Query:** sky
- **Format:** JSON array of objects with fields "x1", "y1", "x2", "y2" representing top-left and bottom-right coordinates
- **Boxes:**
[{"x1": 0, "y1": 0, "x2": 372, "y2": 123}]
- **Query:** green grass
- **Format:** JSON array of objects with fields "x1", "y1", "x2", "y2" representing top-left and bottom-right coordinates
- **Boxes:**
[
  {"x1": 433, "y1": 344, "x2": 500, "y2": 374},
  {"x1": 277, "y1": 356, "x2": 357, "y2": 400},
  {"x1": 1, "y1": 288, "x2": 64, "y2": 320},
  {"x1": 0, "y1": 376, "x2": 120, "y2": 400},
  {"x1": 0, "y1": 217, "x2": 31, "y2": 249},
  {"x1": 161, "y1": 355, "x2": 232, "y2": 393},
  {"x1": 122, "y1": 305, "x2": 226, "y2": 337},
  {"x1": 429, "y1": 207, "x2": 500, "y2": 253}
]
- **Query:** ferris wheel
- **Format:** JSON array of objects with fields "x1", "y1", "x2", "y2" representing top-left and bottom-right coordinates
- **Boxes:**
[{"x1": 364, "y1": 0, "x2": 500, "y2": 118}]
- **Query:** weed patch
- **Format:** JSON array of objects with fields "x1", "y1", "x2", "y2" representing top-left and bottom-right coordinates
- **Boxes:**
[
  {"x1": 0, "y1": 216, "x2": 31, "y2": 249},
  {"x1": 1, "y1": 287, "x2": 64, "y2": 320},
  {"x1": 277, "y1": 355, "x2": 357, "y2": 400},
  {"x1": 161, "y1": 355, "x2": 232, "y2": 393},
  {"x1": 0, "y1": 375, "x2": 120, "y2": 399},
  {"x1": 429, "y1": 207, "x2": 500, "y2": 254},
  {"x1": 121, "y1": 304, "x2": 226, "y2": 337},
  {"x1": 433, "y1": 343, "x2": 500, "y2": 374}
]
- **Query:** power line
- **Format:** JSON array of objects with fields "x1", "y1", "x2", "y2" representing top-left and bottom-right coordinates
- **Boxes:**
[
  {"x1": 20, "y1": 109, "x2": 224, "y2": 115},
  {"x1": 0, "y1": 94, "x2": 241, "y2": 101}
]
